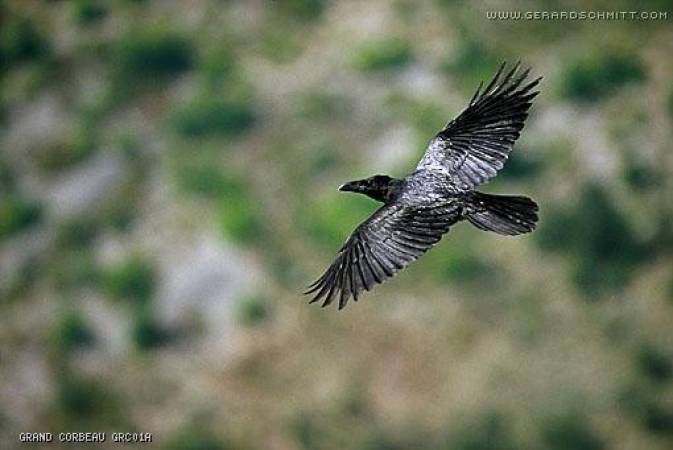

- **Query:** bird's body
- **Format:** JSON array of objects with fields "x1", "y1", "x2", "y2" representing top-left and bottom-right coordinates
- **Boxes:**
[{"x1": 307, "y1": 63, "x2": 542, "y2": 309}]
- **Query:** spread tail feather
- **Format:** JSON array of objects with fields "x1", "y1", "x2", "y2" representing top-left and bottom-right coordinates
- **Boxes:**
[{"x1": 466, "y1": 192, "x2": 538, "y2": 236}]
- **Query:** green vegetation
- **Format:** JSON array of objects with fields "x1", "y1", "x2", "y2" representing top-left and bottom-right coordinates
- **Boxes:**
[
  {"x1": 384, "y1": 92, "x2": 446, "y2": 148},
  {"x1": 31, "y1": 138, "x2": 93, "y2": 172},
  {"x1": 72, "y1": 0, "x2": 107, "y2": 26},
  {"x1": 54, "y1": 309, "x2": 95, "y2": 352},
  {"x1": 296, "y1": 91, "x2": 350, "y2": 122},
  {"x1": 0, "y1": 17, "x2": 50, "y2": 68},
  {"x1": 103, "y1": 258, "x2": 155, "y2": 306},
  {"x1": 641, "y1": 404, "x2": 673, "y2": 435},
  {"x1": 49, "y1": 251, "x2": 99, "y2": 290},
  {"x1": 166, "y1": 426, "x2": 229, "y2": 450},
  {"x1": 353, "y1": 38, "x2": 413, "y2": 73},
  {"x1": 536, "y1": 184, "x2": 649, "y2": 295},
  {"x1": 413, "y1": 226, "x2": 494, "y2": 286},
  {"x1": 289, "y1": 414, "x2": 326, "y2": 450},
  {"x1": 257, "y1": 27, "x2": 304, "y2": 64},
  {"x1": 304, "y1": 193, "x2": 377, "y2": 250},
  {"x1": 1, "y1": 258, "x2": 40, "y2": 305},
  {"x1": 304, "y1": 139, "x2": 340, "y2": 174},
  {"x1": 437, "y1": 413, "x2": 517, "y2": 450},
  {"x1": 0, "y1": 158, "x2": 14, "y2": 190},
  {"x1": 199, "y1": 46, "x2": 237, "y2": 85},
  {"x1": 173, "y1": 157, "x2": 263, "y2": 244},
  {"x1": 179, "y1": 164, "x2": 268, "y2": 244},
  {"x1": 636, "y1": 344, "x2": 672, "y2": 383},
  {"x1": 441, "y1": 36, "x2": 500, "y2": 93},
  {"x1": 623, "y1": 156, "x2": 659, "y2": 191},
  {"x1": 55, "y1": 218, "x2": 98, "y2": 250},
  {"x1": 275, "y1": 0, "x2": 327, "y2": 22},
  {"x1": 431, "y1": 241, "x2": 493, "y2": 285},
  {"x1": 97, "y1": 181, "x2": 142, "y2": 232},
  {"x1": 217, "y1": 185, "x2": 262, "y2": 244},
  {"x1": 499, "y1": 152, "x2": 543, "y2": 182},
  {"x1": 172, "y1": 95, "x2": 255, "y2": 138},
  {"x1": 31, "y1": 124, "x2": 96, "y2": 172},
  {"x1": 53, "y1": 371, "x2": 123, "y2": 427},
  {"x1": 237, "y1": 295, "x2": 271, "y2": 327},
  {"x1": 0, "y1": 193, "x2": 42, "y2": 240},
  {"x1": 132, "y1": 310, "x2": 170, "y2": 350},
  {"x1": 561, "y1": 53, "x2": 645, "y2": 102},
  {"x1": 619, "y1": 383, "x2": 673, "y2": 436},
  {"x1": 540, "y1": 412, "x2": 604, "y2": 450},
  {"x1": 113, "y1": 27, "x2": 194, "y2": 87},
  {"x1": 176, "y1": 160, "x2": 236, "y2": 198}
]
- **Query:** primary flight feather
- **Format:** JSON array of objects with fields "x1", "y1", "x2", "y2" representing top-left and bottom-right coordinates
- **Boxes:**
[{"x1": 306, "y1": 62, "x2": 542, "y2": 309}]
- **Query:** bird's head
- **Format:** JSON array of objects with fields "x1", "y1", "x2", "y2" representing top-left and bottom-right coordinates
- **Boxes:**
[{"x1": 339, "y1": 174, "x2": 395, "y2": 203}]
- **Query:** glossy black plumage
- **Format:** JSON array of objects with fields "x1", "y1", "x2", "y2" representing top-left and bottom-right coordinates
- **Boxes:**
[{"x1": 306, "y1": 63, "x2": 541, "y2": 309}]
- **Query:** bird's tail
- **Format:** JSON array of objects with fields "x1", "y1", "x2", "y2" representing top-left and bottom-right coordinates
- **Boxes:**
[{"x1": 465, "y1": 192, "x2": 538, "y2": 236}]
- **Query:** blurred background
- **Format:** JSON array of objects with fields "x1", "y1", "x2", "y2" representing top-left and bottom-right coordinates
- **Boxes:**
[{"x1": 1, "y1": 0, "x2": 672, "y2": 449}]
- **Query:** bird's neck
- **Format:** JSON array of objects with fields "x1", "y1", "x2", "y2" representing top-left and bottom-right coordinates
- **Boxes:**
[{"x1": 375, "y1": 178, "x2": 403, "y2": 204}]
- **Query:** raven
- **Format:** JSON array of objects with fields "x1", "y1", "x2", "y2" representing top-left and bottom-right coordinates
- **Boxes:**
[{"x1": 306, "y1": 62, "x2": 541, "y2": 309}]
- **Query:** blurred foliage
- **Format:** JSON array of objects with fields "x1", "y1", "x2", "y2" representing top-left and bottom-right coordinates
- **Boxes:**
[
  {"x1": 115, "y1": 28, "x2": 193, "y2": 79},
  {"x1": 289, "y1": 414, "x2": 329, "y2": 450},
  {"x1": 97, "y1": 180, "x2": 144, "y2": 232},
  {"x1": 31, "y1": 124, "x2": 97, "y2": 173},
  {"x1": 274, "y1": 0, "x2": 327, "y2": 22},
  {"x1": 237, "y1": 295, "x2": 271, "y2": 327},
  {"x1": 172, "y1": 94, "x2": 255, "y2": 138},
  {"x1": 71, "y1": 0, "x2": 107, "y2": 26},
  {"x1": 199, "y1": 45, "x2": 237, "y2": 85},
  {"x1": 0, "y1": 193, "x2": 42, "y2": 240},
  {"x1": 52, "y1": 309, "x2": 95, "y2": 353},
  {"x1": 1, "y1": 258, "x2": 41, "y2": 305},
  {"x1": 444, "y1": 413, "x2": 517, "y2": 450},
  {"x1": 423, "y1": 230, "x2": 495, "y2": 286},
  {"x1": 55, "y1": 218, "x2": 98, "y2": 250},
  {"x1": 296, "y1": 90, "x2": 351, "y2": 122},
  {"x1": 103, "y1": 258, "x2": 155, "y2": 306},
  {"x1": 257, "y1": 26, "x2": 305, "y2": 64},
  {"x1": 166, "y1": 426, "x2": 231, "y2": 450},
  {"x1": 352, "y1": 38, "x2": 413, "y2": 73},
  {"x1": 0, "y1": 17, "x2": 50, "y2": 69},
  {"x1": 642, "y1": 405, "x2": 673, "y2": 436},
  {"x1": 171, "y1": 150, "x2": 265, "y2": 244},
  {"x1": 623, "y1": 154, "x2": 660, "y2": 192},
  {"x1": 175, "y1": 160, "x2": 235, "y2": 199},
  {"x1": 52, "y1": 370, "x2": 124, "y2": 428},
  {"x1": 498, "y1": 151, "x2": 544, "y2": 182},
  {"x1": 636, "y1": 344, "x2": 672, "y2": 384},
  {"x1": 110, "y1": 25, "x2": 194, "y2": 100},
  {"x1": 442, "y1": 35, "x2": 500, "y2": 92},
  {"x1": 49, "y1": 251, "x2": 100, "y2": 291},
  {"x1": 561, "y1": 52, "x2": 645, "y2": 102},
  {"x1": 304, "y1": 193, "x2": 377, "y2": 250},
  {"x1": 385, "y1": 92, "x2": 446, "y2": 148},
  {"x1": 216, "y1": 176, "x2": 263, "y2": 244},
  {"x1": 0, "y1": 158, "x2": 14, "y2": 190},
  {"x1": 540, "y1": 412, "x2": 604, "y2": 450},
  {"x1": 536, "y1": 184, "x2": 649, "y2": 296},
  {"x1": 132, "y1": 309, "x2": 171, "y2": 350},
  {"x1": 619, "y1": 383, "x2": 673, "y2": 437}
]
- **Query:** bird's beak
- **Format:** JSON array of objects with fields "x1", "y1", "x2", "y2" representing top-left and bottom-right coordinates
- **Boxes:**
[{"x1": 339, "y1": 181, "x2": 359, "y2": 192}]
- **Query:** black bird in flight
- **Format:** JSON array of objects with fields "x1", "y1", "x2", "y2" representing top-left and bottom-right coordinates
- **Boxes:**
[{"x1": 306, "y1": 62, "x2": 541, "y2": 309}]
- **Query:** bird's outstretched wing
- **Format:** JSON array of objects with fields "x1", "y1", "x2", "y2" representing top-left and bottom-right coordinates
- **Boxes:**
[
  {"x1": 416, "y1": 62, "x2": 541, "y2": 191},
  {"x1": 305, "y1": 202, "x2": 454, "y2": 309}
]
